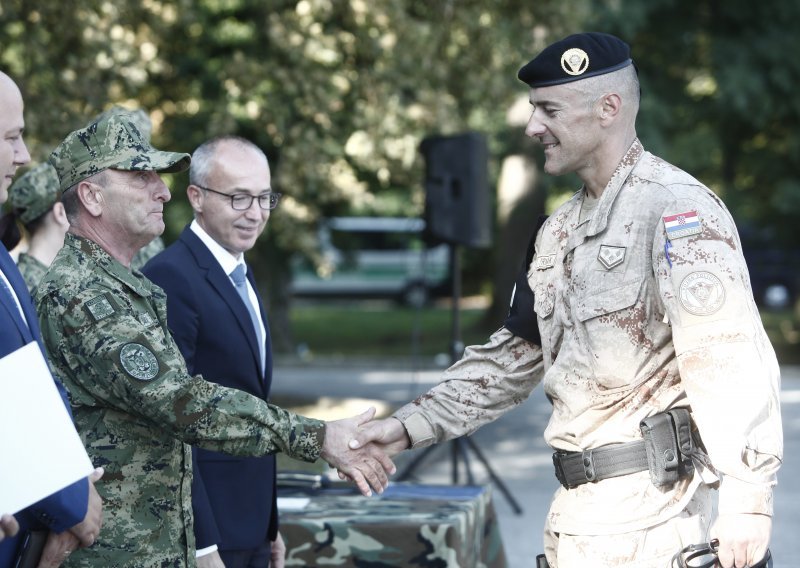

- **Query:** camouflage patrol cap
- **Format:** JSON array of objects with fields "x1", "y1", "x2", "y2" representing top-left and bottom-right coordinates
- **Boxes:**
[
  {"x1": 93, "y1": 105, "x2": 153, "y2": 141},
  {"x1": 7, "y1": 162, "x2": 60, "y2": 224},
  {"x1": 50, "y1": 109, "x2": 190, "y2": 193}
]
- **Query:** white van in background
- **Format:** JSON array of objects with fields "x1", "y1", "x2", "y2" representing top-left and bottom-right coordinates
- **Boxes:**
[{"x1": 289, "y1": 217, "x2": 450, "y2": 307}]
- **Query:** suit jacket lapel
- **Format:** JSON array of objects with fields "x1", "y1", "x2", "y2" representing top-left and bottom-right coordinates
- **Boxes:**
[
  {"x1": 179, "y1": 228, "x2": 264, "y2": 376},
  {"x1": 0, "y1": 243, "x2": 37, "y2": 344}
]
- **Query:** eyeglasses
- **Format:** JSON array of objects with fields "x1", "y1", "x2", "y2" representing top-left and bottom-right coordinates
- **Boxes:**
[
  {"x1": 196, "y1": 184, "x2": 282, "y2": 211},
  {"x1": 671, "y1": 539, "x2": 772, "y2": 568}
]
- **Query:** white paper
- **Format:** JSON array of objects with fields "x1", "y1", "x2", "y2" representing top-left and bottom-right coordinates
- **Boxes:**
[
  {"x1": 277, "y1": 497, "x2": 310, "y2": 511},
  {"x1": 0, "y1": 342, "x2": 94, "y2": 514}
]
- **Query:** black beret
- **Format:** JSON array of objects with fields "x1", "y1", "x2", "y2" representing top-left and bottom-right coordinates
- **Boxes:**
[{"x1": 518, "y1": 32, "x2": 633, "y2": 88}]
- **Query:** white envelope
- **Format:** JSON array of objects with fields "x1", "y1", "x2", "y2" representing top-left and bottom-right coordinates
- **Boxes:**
[{"x1": 0, "y1": 342, "x2": 94, "y2": 514}]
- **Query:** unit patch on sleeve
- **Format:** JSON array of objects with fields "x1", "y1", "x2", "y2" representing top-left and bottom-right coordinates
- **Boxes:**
[
  {"x1": 663, "y1": 210, "x2": 702, "y2": 239},
  {"x1": 679, "y1": 271, "x2": 725, "y2": 316},
  {"x1": 119, "y1": 342, "x2": 160, "y2": 381},
  {"x1": 84, "y1": 294, "x2": 116, "y2": 322}
]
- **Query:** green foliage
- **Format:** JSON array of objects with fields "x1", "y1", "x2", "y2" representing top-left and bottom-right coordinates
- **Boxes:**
[{"x1": 588, "y1": 0, "x2": 800, "y2": 246}]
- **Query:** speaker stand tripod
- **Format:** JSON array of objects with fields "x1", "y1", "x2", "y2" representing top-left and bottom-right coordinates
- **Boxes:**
[{"x1": 397, "y1": 243, "x2": 523, "y2": 515}]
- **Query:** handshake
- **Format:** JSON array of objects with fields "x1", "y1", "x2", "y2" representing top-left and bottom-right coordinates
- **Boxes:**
[{"x1": 319, "y1": 408, "x2": 413, "y2": 497}]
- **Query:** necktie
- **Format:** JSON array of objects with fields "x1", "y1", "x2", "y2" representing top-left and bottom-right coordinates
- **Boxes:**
[{"x1": 230, "y1": 264, "x2": 265, "y2": 373}]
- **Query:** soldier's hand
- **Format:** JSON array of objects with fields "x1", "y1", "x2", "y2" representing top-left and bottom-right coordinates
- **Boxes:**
[
  {"x1": 320, "y1": 407, "x2": 396, "y2": 497},
  {"x1": 348, "y1": 417, "x2": 411, "y2": 457},
  {"x1": 0, "y1": 514, "x2": 19, "y2": 541},
  {"x1": 69, "y1": 467, "x2": 104, "y2": 548},
  {"x1": 710, "y1": 513, "x2": 771, "y2": 568}
]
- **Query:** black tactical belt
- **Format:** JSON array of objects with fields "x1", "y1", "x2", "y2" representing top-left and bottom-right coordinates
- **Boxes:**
[{"x1": 552, "y1": 440, "x2": 649, "y2": 489}]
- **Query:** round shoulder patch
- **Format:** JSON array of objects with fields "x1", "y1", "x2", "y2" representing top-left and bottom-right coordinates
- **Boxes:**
[
  {"x1": 119, "y1": 343, "x2": 160, "y2": 381},
  {"x1": 679, "y1": 271, "x2": 726, "y2": 316}
]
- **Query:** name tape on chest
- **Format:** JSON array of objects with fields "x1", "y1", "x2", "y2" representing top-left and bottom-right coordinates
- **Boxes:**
[
  {"x1": 534, "y1": 254, "x2": 556, "y2": 270},
  {"x1": 663, "y1": 210, "x2": 702, "y2": 240}
]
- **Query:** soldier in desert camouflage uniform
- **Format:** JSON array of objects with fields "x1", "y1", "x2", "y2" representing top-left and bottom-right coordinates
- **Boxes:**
[
  {"x1": 6, "y1": 162, "x2": 67, "y2": 291},
  {"x1": 352, "y1": 33, "x2": 782, "y2": 568},
  {"x1": 35, "y1": 111, "x2": 394, "y2": 568}
]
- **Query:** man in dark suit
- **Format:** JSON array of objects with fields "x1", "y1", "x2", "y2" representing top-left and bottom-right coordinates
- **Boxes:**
[
  {"x1": 0, "y1": 70, "x2": 102, "y2": 568},
  {"x1": 143, "y1": 136, "x2": 285, "y2": 568}
]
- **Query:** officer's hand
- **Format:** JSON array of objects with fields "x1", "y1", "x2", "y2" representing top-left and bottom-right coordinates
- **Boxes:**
[
  {"x1": 69, "y1": 467, "x2": 104, "y2": 548},
  {"x1": 0, "y1": 514, "x2": 19, "y2": 541},
  {"x1": 710, "y1": 513, "x2": 771, "y2": 568},
  {"x1": 320, "y1": 407, "x2": 396, "y2": 497}
]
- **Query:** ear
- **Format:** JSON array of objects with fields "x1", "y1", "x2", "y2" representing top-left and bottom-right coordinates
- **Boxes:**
[
  {"x1": 598, "y1": 92, "x2": 622, "y2": 123},
  {"x1": 76, "y1": 180, "x2": 103, "y2": 217},
  {"x1": 186, "y1": 184, "x2": 204, "y2": 213},
  {"x1": 51, "y1": 202, "x2": 69, "y2": 228}
]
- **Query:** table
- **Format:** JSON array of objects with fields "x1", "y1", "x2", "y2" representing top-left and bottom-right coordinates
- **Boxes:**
[{"x1": 278, "y1": 481, "x2": 507, "y2": 568}]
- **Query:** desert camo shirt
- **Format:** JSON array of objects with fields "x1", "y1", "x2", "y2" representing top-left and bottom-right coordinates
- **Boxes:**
[
  {"x1": 396, "y1": 139, "x2": 782, "y2": 536},
  {"x1": 35, "y1": 234, "x2": 325, "y2": 568}
]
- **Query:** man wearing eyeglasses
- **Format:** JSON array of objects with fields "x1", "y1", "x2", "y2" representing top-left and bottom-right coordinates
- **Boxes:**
[
  {"x1": 37, "y1": 116, "x2": 394, "y2": 568},
  {"x1": 143, "y1": 135, "x2": 287, "y2": 568}
]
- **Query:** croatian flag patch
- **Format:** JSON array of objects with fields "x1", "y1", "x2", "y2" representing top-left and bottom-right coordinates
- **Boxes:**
[{"x1": 663, "y1": 210, "x2": 702, "y2": 239}]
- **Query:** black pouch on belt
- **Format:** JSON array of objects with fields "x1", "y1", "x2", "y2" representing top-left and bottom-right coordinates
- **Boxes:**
[{"x1": 640, "y1": 408, "x2": 695, "y2": 488}]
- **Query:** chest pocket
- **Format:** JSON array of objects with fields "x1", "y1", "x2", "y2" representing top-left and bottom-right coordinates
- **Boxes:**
[
  {"x1": 574, "y1": 278, "x2": 655, "y2": 391},
  {"x1": 528, "y1": 263, "x2": 556, "y2": 320}
]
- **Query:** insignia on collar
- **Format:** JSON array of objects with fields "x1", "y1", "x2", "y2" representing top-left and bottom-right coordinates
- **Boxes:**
[
  {"x1": 561, "y1": 48, "x2": 589, "y2": 76},
  {"x1": 119, "y1": 343, "x2": 160, "y2": 381},
  {"x1": 534, "y1": 254, "x2": 556, "y2": 270},
  {"x1": 663, "y1": 210, "x2": 702, "y2": 240},
  {"x1": 597, "y1": 245, "x2": 626, "y2": 270},
  {"x1": 84, "y1": 294, "x2": 115, "y2": 322},
  {"x1": 679, "y1": 271, "x2": 725, "y2": 316}
]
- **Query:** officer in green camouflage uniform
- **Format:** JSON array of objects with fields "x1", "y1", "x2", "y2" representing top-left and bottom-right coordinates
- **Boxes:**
[
  {"x1": 89, "y1": 105, "x2": 165, "y2": 272},
  {"x1": 36, "y1": 111, "x2": 394, "y2": 568},
  {"x1": 6, "y1": 162, "x2": 67, "y2": 291}
]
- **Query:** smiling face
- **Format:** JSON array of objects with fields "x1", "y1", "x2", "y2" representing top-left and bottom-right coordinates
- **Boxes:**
[
  {"x1": 0, "y1": 73, "x2": 31, "y2": 204},
  {"x1": 524, "y1": 82, "x2": 603, "y2": 178},
  {"x1": 189, "y1": 141, "x2": 271, "y2": 258}
]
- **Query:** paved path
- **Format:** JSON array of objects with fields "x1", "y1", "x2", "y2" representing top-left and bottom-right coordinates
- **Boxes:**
[{"x1": 272, "y1": 358, "x2": 800, "y2": 567}]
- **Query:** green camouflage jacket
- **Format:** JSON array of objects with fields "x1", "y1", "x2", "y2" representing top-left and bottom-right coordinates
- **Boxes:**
[
  {"x1": 16, "y1": 252, "x2": 47, "y2": 293},
  {"x1": 35, "y1": 233, "x2": 325, "y2": 567}
]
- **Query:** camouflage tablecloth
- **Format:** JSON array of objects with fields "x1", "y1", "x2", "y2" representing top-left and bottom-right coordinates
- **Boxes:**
[{"x1": 278, "y1": 482, "x2": 507, "y2": 568}]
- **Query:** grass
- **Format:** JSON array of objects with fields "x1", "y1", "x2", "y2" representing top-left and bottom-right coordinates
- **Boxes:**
[{"x1": 287, "y1": 300, "x2": 492, "y2": 359}]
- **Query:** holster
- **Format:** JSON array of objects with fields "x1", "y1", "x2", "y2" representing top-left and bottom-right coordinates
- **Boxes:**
[
  {"x1": 535, "y1": 553, "x2": 550, "y2": 568},
  {"x1": 639, "y1": 408, "x2": 695, "y2": 488}
]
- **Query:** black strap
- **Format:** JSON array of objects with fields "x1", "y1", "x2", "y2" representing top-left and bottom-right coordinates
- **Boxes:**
[
  {"x1": 553, "y1": 441, "x2": 649, "y2": 489},
  {"x1": 503, "y1": 214, "x2": 548, "y2": 343}
]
